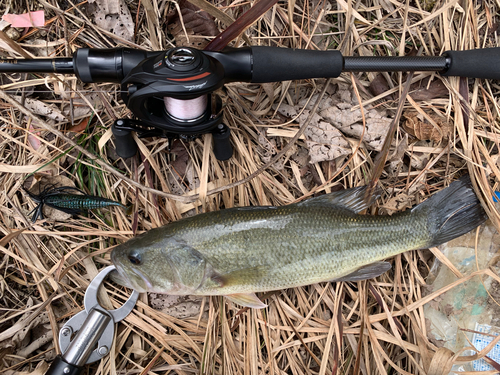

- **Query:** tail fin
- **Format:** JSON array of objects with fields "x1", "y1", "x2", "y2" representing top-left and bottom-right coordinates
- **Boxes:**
[{"x1": 413, "y1": 175, "x2": 488, "y2": 247}]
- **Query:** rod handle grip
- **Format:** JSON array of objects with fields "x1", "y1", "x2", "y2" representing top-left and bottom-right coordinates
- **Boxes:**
[
  {"x1": 250, "y1": 47, "x2": 343, "y2": 83},
  {"x1": 442, "y1": 48, "x2": 500, "y2": 79}
]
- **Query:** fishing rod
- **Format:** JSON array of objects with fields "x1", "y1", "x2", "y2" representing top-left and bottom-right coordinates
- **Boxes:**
[{"x1": 0, "y1": 46, "x2": 498, "y2": 160}]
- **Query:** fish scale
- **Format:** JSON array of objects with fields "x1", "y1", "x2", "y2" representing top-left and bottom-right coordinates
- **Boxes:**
[
  {"x1": 164, "y1": 206, "x2": 429, "y2": 294},
  {"x1": 111, "y1": 176, "x2": 487, "y2": 308}
]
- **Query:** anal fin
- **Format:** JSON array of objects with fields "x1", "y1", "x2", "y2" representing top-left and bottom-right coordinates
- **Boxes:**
[
  {"x1": 225, "y1": 293, "x2": 267, "y2": 309},
  {"x1": 333, "y1": 261, "x2": 392, "y2": 282}
]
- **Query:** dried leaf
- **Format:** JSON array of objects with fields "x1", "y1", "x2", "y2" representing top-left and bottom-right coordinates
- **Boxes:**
[
  {"x1": 179, "y1": 0, "x2": 218, "y2": 36},
  {"x1": 298, "y1": 110, "x2": 351, "y2": 164},
  {"x1": 370, "y1": 76, "x2": 448, "y2": 102},
  {"x1": 258, "y1": 132, "x2": 279, "y2": 167},
  {"x1": 170, "y1": 140, "x2": 190, "y2": 178},
  {"x1": 67, "y1": 117, "x2": 91, "y2": 133},
  {"x1": 167, "y1": 0, "x2": 218, "y2": 49},
  {"x1": 408, "y1": 141, "x2": 431, "y2": 169},
  {"x1": 369, "y1": 74, "x2": 393, "y2": 99},
  {"x1": 284, "y1": 87, "x2": 392, "y2": 153},
  {"x1": 381, "y1": 194, "x2": 411, "y2": 214},
  {"x1": 54, "y1": 255, "x2": 65, "y2": 283},
  {"x1": 403, "y1": 110, "x2": 450, "y2": 141},
  {"x1": 409, "y1": 78, "x2": 449, "y2": 101},
  {"x1": 386, "y1": 135, "x2": 408, "y2": 177},
  {"x1": 0, "y1": 229, "x2": 26, "y2": 248},
  {"x1": 13, "y1": 96, "x2": 65, "y2": 122},
  {"x1": 63, "y1": 93, "x2": 103, "y2": 118},
  {"x1": 273, "y1": 103, "x2": 297, "y2": 118},
  {"x1": 3, "y1": 360, "x2": 49, "y2": 375},
  {"x1": 22, "y1": 39, "x2": 56, "y2": 57},
  {"x1": 16, "y1": 329, "x2": 53, "y2": 359},
  {"x1": 88, "y1": 0, "x2": 134, "y2": 42},
  {"x1": 0, "y1": 29, "x2": 32, "y2": 58},
  {"x1": 301, "y1": 86, "x2": 393, "y2": 152},
  {"x1": 320, "y1": 104, "x2": 391, "y2": 151},
  {"x1": 4, "y1": 27, "x2": 20, "y2": 41},
  {"x1": 2, "y1": 11, "x2": 45, "y2": 28},
  {"x1": 149, "y1": 294, "x2": 207, "y2": 318},
  {"x1": 0, "y1": 73, "x2": 34, "y2": 95},
  {"x1": 167, "y1": 20, "x2": 205, "y2": 49},
  {"x1": 27, "y1": 123, "x2": 41, "y2": 151},
  {"x1": 308, "y1": 0, "x2": 333, "y2": 49},
  {"x1": 0, "y1": 301, "x2": 49, "y2": 350}
]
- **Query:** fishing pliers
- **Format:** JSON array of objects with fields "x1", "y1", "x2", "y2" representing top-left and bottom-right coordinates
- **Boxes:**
[{"x1": 46, "y1": 266, "x2": 139, "y2": 375}]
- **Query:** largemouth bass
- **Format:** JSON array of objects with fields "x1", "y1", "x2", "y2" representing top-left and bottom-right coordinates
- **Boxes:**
[{"x1": 111, "y1": 176, "x2": 487, "y2": 308}]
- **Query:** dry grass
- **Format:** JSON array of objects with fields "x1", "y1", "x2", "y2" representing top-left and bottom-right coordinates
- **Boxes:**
[{"x1": 1, "y1": 0, "x2": 500, "y2": 374}]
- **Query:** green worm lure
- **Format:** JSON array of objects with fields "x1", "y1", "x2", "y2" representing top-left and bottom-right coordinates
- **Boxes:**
[{"x1": 24, "y1": 185, "x2": 132, "y2": 222}]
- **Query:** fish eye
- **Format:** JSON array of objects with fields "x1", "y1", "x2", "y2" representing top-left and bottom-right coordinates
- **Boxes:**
[{"x1": 128, "y1": 254, "x2": 141, "y2": 265}]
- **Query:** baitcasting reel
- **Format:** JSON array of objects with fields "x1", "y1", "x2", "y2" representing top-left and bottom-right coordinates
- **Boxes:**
[{"x1": 1, "y1": 46, "x2": 500, "y2": 159}]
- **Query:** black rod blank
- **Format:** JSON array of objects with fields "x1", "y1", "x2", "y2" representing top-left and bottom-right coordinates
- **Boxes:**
[
  {"x1": 343, "y1": 56, "x2": 449, "y2": 73},
  {"x1": 0, "y1": 58, "x2": 74, "y2": 74}
]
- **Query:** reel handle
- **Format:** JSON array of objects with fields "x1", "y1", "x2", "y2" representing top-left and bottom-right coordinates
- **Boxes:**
[
  {"x1": 212, "y1": 124, "x2": 232, "y2": 161},
  {"x1": 111, "y1": 121, "x2": 137, "y2": 158}
]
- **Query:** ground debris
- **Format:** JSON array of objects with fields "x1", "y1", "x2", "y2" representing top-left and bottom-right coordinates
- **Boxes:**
[
  {"x1": 0, "y1": 298, "x2": 49, "y2": 351},
  {"x1": 1, "y1": 0, "x2": 498, "y2": 373},
  {"x1": 273, "y1": 84, "x2": 392, "y2": 162},
  {"x1": 166, "y1": 0, "x2": 219, "y2": 49},
  {"x1": 13, "y1": 97, "x2": 66, "y2": 122},
  {"x1": 403, "y1": 110, "x2": 451, "y2": 142},
  {"x1": 301, "y1": 110, "x2": 351, "y2": 163},
  {"x1": 380, "y1": 193, "x2": 412, "y2": 214},
  {"x1": 87, "y1": 0, "x2": 134, "y2": 42},
  {"x1": 319, "y1": 86, "x2": 392, "y2": 151},
  {"x1": 149, "y1": 294, "x2": 207, "y2": 319},
  {"x1": 3, "y1": 360, "x2": 49, "y2": 375}
]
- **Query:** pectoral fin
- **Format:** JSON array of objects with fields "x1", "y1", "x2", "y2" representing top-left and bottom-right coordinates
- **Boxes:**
[
  {"x1": 225, "y1": 293, "x2": 268, "y2": 309},
  {"x1": 213, "y1": 265, "x2": 266, "y2": 287},
  {"x1": 333, "y1": 261, "x2": 392, "y2": 282}
]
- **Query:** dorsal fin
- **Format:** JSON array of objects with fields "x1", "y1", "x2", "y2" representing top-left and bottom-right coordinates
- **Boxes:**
[{"x1": 297, "y1": 186, "x2": 381, "y2": 213}]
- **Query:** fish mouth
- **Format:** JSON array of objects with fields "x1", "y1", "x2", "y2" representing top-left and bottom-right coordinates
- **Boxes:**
[
  {"x1": 110, "y1": 250, "x2": 151, "y2": 292},
  {"x1": 110, "y1": 250, "x2": 140, "y2": 290},
  {"x1": 133, "y1": 268, "x2": 154, "y2": 291},
  {"x1": 108, "y1": 268, "x2": 134, "y2": 289}
]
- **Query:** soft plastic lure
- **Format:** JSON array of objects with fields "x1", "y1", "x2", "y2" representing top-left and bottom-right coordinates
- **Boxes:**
[{"x1": 24, "y1": 185, "x2": 131, "y2": 222}]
